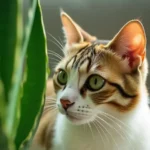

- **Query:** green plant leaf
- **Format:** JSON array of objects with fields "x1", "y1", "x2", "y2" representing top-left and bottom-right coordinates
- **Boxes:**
[
  {"x1": 0, "y1": 81, "x2": 8, "y2": 150},
  {"x1": 0, "y1": 0, "x2": 22, "y2": 149},
  {"x1": 0, "y1": 0, "x2": 21, "y2": 103},
  {"x1": 15, "y1": 0, "x2": 48, "y2": 149},
  {"x1": 5, "y1": 0, "x2": 37, "y2": 142},
  {"x1": 0, "y1": 119, "x2": 9, "y2": 150}
]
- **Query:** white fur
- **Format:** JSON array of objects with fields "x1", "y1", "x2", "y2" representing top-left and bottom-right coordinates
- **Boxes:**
[{"x1": 51, "y1": 88, "x2": 150, "y2": 150}]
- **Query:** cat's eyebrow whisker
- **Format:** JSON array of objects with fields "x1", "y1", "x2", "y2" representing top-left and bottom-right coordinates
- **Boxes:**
[
  {"x1": 58, "y1": 37, "x2": 65, "y2": 47},
  {"x1": 48, "y1": 49, "x2": 63, "y2": 58},
  {"x1": 48, "y1": 53, "x2": 62, "y2": 60},
  {"x1": 50, "y1": 63, "x2": 58, "y2": 70},
  {"x1": 48, "y1": 57, "x2": 61, "y2": 63},
  {"x1": 48, "y1": 39, "x2": 63, "y2": 52},
  {"x1": 58, "y1": 36, "x2": 65, "y2": 55},
  {"x1": 48, "y1": 51, "x2": 63, "y2": 60},
  {"x1": 95, "y1": 117, "x2": 119, "y2": 150},
  {"x1": 47, "y1": 33, "x2": 64, "y2": 50}
]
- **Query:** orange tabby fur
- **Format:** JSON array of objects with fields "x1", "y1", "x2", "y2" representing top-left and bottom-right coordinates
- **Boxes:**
[
  {"x1": 30, "y1": 79, "x2": 57, "y2": 150},
  {"x1": 30, "y1": 11, "x2": 150, "y2": 150}
]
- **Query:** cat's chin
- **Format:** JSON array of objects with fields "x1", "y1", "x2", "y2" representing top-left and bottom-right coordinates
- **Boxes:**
[{"x1": 65, "y1": 113, "x2": 95, "y2": 125}]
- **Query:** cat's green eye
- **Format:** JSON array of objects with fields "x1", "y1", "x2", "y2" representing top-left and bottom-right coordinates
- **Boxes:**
[
  {"x1": 86, "y1": 75, "x2": 105, "y2": 91},
  {"x1": 57, "y1": 70, "x2": 67, "y2": 85}
]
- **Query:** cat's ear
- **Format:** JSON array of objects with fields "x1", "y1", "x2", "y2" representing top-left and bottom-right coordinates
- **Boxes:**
[
  {"x1": 106, "y1": 20, "x2": 146, "y2": 71},
  {"x1": 61, "y1": 11, "x2": 96, "y2": 46}
]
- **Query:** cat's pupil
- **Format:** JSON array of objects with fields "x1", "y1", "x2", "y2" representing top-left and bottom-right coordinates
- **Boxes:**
[
  {"x1": 94, "y1": 78, "x2": 97, "y2": 85},
  {"x1": 63, "y1": 73, "x2": 65, "y2": 79}
]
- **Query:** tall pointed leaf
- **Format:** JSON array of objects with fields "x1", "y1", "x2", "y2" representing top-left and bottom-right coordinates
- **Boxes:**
[
  {"x1": 0, "y1": 0, "x2": 22, "y2": 149},
  {"x1": 15, "y1": 0, "x2": 48, "y2": 149}
]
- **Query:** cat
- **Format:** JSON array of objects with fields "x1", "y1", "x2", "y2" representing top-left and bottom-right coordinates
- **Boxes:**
[{"x1": 31, "y1": 11, "x2": 150, "y2": 150}]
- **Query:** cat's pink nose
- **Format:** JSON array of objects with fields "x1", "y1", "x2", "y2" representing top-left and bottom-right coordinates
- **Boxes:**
[{"x1": 60, "y1": 99, "x2": 75, "y2": 111}]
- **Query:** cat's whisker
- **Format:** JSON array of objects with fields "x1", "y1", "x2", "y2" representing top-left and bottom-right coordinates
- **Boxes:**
[
  {"x1": 95, "y1": 117, "x2": 119, "y2": 150},
  {"x1": 83, "y1": 124, "x2": 86, "y2": 134},
  {"x1": 44, "y1": 107, "x2": 56, "y2": 112},
  {"x1": 45, "y1": 98, "x2": 56, "y2": 101},
  {"x1": 98, "y1": 114, "x2": 134, "y2": 149},
  {"x1": 48, "y1": 53, "x2": 62, "y2": 60},
  {"x1": 48, "y1": 52, "x2": 62, "y2": 61},
  {"x1": 47, "y1": 33, "x2": 64, "y2": 50},
  {"x1": 51, "y1": 66, "x2": 57, "y2": 71},
  {"x1": 96, "y1": 115, "x2": 126, "y2": 142},
  {"x1": 48, "y1": 39, "x2": 63, "y2": 51},
  {"x1": 45, "y1": 99, "x2": 56, "y2": 102},
  {"x1": 48, "y1": 49, "x2": 63, "y2": 58},
  {"x1": 98, "y1": 111, "x2": 135, "y2": 150},
  {"x1": 43, "y1": 107, "x2": 57, "y2": 115},
  {"x1": 92, "y1": 121, "x2": 106, "y2": 149},
  {"x1": 44, "y1": 103, "x2": 56, "y2": 107},
  {"x1": 94, "y1": 119, "x2": 109, "y2": 143},
  {"x1": 48, "y1": 33, "x2": 63, "y2": 48},
  {"x1": 44, "y1": 103, "x2": 56, "y2": 106},
  {"x1": 99, "y1": 111, "x2": 133, "y2": 139},
  {"x1": 46, "y1": 96, "x2": 56, "y2": 99},
  {"x1": 48, "y1": 51, "x2": 63, "y2": 60},
  {"x1": 44, "y1": 107, "x2": 56, "y2": 111},
  {"x1": 49, "y1": 57, "x2": 61, "y2": 63},
  {"x1": 44, "y1": 105, "x2": 57, "y2": 112},
  {"x1": 87, "y1": 122, "x2": 94, "y2": 140},
  {"x1": 58, "y1": 37, "x2": 64, "y2": 46},
  {"x1": 58, "y1": 36, "x2": 65, "y2": 55},
  {"x1": 98, "y1": 110, "x2": 132, "y2": 132},
  {"x1": 49, "y1": 59, "x2": 60, "y2": 67},
  {"x1": 50, "y1": 63, "x2": 59, "y2": 70}
]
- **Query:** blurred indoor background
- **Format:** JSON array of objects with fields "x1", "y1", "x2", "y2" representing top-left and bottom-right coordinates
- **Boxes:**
[{"x1": 25, "y1": 0, "x2": 150, "y2": 91}]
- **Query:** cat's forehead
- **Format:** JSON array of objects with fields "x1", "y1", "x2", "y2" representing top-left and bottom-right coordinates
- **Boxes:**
[
  {"x1": 56, "y1": 43, "x2": 98, "y2": 73},
  {"x1": 56, "y1": 42, "x2": 105, "y2": 73}
]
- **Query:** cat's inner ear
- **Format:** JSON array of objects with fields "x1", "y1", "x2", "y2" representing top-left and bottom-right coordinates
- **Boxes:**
[
  {"x1": 106, "y1": 20, "x2": 146, "y2": 71},
  {"x1": 61, "y1": 11, "x2": 96, "y2": 45}
]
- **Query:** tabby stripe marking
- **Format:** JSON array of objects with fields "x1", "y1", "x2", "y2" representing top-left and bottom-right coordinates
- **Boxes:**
[
  {"x1": 108, "y1": 82, "x2": 136, "y2": 98},
  {"x1": 90, "y1": 89, "x2": 116, "y2": 104}
]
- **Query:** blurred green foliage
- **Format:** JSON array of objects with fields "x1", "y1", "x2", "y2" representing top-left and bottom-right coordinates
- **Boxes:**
[{"x1": 0, "y1": 0, "x2": 48, "y2": 149}]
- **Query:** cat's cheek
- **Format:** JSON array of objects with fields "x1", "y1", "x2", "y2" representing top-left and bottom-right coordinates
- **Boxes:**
[{"x1": 53, "y1": 80, "x2": 62, "y2": 93}]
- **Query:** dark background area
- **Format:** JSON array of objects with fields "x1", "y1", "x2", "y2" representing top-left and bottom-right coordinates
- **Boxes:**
[{"x1": 25, "y1": 0, "x2": 150, "y2": 91}]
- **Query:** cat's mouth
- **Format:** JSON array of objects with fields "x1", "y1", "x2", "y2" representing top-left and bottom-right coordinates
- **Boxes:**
[{"x1": 66, "y1": 113, "x2": 82, "y2": 122}]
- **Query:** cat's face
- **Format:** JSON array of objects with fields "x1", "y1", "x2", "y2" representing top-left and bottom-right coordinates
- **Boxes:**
[{"x1": 53, "y1": 11, "x2": 147, "y2": 125}]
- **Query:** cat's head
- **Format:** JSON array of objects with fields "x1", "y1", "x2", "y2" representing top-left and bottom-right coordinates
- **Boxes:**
[{"x1": 53, "y1": 11, "x2": 148, "y2": 125}]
